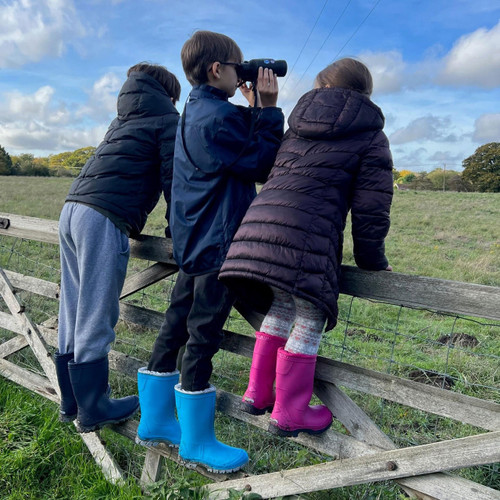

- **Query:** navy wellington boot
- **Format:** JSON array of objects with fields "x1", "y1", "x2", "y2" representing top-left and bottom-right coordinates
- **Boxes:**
[
  {"x1": 136, "y1": 368, "x2": 181, "y2": 447},
  {"x1": 54, "y1": 351, "x2": 77, "y2": 422},
  {"x1": 175, "y1": 384, "x2": 248, "y2": 473},
  {"x1": 68, "y1": 356, "x2": 139, "y2": 433}
]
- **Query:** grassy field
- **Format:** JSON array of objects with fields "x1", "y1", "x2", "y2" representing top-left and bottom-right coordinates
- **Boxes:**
[{"x1": 0, "y1": 176, "x2": 499, "y2": 499}]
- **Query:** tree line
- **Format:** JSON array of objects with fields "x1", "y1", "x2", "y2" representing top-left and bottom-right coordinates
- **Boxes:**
[{"x1": 1, "y1": 142, "x2": 499, "y2": 192}]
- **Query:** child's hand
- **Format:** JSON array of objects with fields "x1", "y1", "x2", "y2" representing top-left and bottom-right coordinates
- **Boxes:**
[
  {"x1": 256, "y1": 67, "x2": 278, "y2": 107},
  {"x1": 385, "y1": 265, "x2": 393, "y2": 271},
  {"x1": 239, "y1": 82, "x2": 256, "y2": 106}
]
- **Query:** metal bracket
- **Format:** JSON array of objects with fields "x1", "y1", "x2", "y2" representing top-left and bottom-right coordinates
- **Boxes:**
[{"x1": 0, "y1": 218, "x2": 10, "y2": 229}]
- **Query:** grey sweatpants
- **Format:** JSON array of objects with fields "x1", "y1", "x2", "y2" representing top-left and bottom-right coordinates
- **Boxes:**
[{"x1": 58, "y1": 202, "x2": 129, "y2": 363}]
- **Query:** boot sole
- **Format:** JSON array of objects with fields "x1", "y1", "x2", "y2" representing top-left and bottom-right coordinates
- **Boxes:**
[
  {"x1": 76, "y1": 406, "x2": 139, "y2": 433},
  {"x1": 179, "y1": 458, "x2": 247, "y2": 474},
  {"x1": 268, "y1": 421, "x2": 332, "y2": 438},
  {"x1": 135, "y1": 436, "x2": 179, "y2": 448},
  {"x1": 240, "y1": 400, "x2": 273, "y2": 416},
  {"x1": 59, "y1": 413, "x2": 77, "y2": 423}
]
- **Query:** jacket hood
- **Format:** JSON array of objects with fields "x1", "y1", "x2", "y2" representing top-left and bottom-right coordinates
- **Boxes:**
[
  {"x1": 117, "y1": 71, "x2": 177, "y2": 120},
  {"x1": 288, "y1": 87, "x2": 385, "y2": 140}
]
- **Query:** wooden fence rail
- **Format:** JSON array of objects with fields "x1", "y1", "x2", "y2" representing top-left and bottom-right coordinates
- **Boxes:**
[{"x1": 1, "y1": 212, "x2": 499, "y2": 500}]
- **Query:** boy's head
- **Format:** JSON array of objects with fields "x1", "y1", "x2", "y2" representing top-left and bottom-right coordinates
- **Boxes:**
[
  {"x1": 181, "y1": 30, "x2": 243, "y2": 92},
  {"x1": 315, "y1": 58, "x2": 373, "y2": 97},
  {"x1": 127, "y1": 63, "x2": 181, "y2": 104}
]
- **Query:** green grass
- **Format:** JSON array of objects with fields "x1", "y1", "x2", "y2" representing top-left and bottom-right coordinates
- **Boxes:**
[{"x1": 0, "y1": 176, "x2": 499, "y2": 499}]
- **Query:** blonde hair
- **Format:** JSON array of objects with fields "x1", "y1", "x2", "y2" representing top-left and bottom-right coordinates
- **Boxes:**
[{"x1": 315, "y1": 58, "x2": 373, "y2": 96}]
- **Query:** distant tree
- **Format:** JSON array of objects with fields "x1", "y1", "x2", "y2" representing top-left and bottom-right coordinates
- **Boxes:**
[
  {"x1": 67, "y1": 147, "x2": 96, "y2": 172},
  {"x1": 0, "y1": 145, "x2": 13, "y2": 175},
  {"x1": 427, "y1": 168, "x2": 462, "y2": 191},
  {"x1": 404, "y1": 172, "x2": 434, "y2": 191},
  {"x1": 48, "y1": 147, "x2": 95, "y2": 176},
  {"x1": 392, "y1": 168, "x2": 401, "y2": 182},
  {"x1": 400, "y1": 173, "x2": 416, "y2": 184},
  {"x1": 12, "y1": 153, "x2": 50, "y2": 176},
  {"x1": 462, "y1": 142, "x2": 500, "y2": 192}
]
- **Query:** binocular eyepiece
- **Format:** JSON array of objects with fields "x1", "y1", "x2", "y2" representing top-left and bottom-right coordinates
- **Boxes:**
[{"x1": 237, "y1": 59, "x2": 287, "y2": 82}]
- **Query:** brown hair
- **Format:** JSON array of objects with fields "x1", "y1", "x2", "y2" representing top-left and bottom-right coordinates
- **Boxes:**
[
  {"x1": 127, "y1": 62, "x2": 181, "y2": 104},
  {"x1": 315, "y1": 58, "x2": 373, "y2": 96},
  {"x1": 181, "y1": 30, "x2": 243, "y2": 86}
]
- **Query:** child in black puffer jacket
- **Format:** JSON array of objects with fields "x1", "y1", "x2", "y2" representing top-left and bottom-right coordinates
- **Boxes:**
[{"x1": 56, "y1": 63, "x2": 180, "y2": 433}]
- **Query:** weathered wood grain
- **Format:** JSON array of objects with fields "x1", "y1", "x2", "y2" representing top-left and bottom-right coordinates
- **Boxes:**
[
  {"x1": 120, "y1": 262, "x2": 178, "y2": 299},
  {"x1": 206, "y1": 431, "x2": 500, "y2": 499},
  {"x1": 0, "y1": 269, "x2": 59, "y2": 390}
]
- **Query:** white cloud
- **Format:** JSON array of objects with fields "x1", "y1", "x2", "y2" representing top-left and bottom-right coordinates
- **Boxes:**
[
  {"x1": 438, "y1": 20, "x2": 500, "y2": 88},
  {"x1": 358, "y1": 51, "x2": 406, "y2": 94},
  {"x1": 473, "y1": 113, "x2": 500, "y2": 142},
  {"x1": 1, "y1": 86, "x2": 71, "y2": 126},
  {"x1": 0, "y1": 73, "x2": 120, "y2": 154},
  {"x1": 77, "y1": 72, "x2": 121, "y2": 120},
  {"x1": 0, "y1": 0, "x2": 86, "y2": 68},
  {"x1": 389, "y1": 115, "x2": 459, "y2": 145}
]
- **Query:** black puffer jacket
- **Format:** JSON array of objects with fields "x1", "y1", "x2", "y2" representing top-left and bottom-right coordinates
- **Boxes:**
[
  {"x1": 66, "y1": 71, "x2": 179, "y2": 237},
  {"x1": 219, "y1": 87, "x2": 393, "y2": 330}
]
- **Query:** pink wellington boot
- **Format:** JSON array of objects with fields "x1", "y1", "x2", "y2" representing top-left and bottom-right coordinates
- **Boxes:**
[
  {"x1": 241, "y1": 331, "x2": 287, "y2": 415},
  {"x1": 269, "y1": 348, "x2": 333, "y2": 437}
]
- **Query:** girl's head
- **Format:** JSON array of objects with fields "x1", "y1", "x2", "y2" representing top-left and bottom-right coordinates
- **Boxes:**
[
  {"x1": 127, "y1": 63, "x2": 181, "y2": 104},
  {"x1": 314, "y1": 58, "x2": 373, "y2": 97}
]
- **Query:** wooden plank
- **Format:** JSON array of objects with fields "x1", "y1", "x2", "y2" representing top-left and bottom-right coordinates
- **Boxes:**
[
  {"x1": 314, "y1": 379, "x2": 395, "y2": 450},
  {"x1": 129, "y1": 235, "x2": 175, "y2": 264},
  {"x1": 3, "y1": 270, "x2": 59, "y2": 299},
  {"x1": 120, "y1": 262, "x2": 177, "y2": 299},
  {"x1": 79, "y1": 432, "x2": 125, "y2": 484},
  {"x1": 140, "y1": 450, "x2": 164, "y2": 485},
  {"x1": 313, "y1": 379, "x2": 497, "y2": 500},
  {"x1": 206, "y1": 431, "x2": 500, "y2": 499},
  {"x1": 119, "y1": 302, "x2": 164, "y2": 330},
  {"x1": 397, "y1": 474, "x2": 500, "y2": 500},
  {"x1": 0, "y1": 358, "x2": 58, "y2": 402},
  {"x1": 315, "y1": 356, "x2": 500, "y2": 432},
  {"x1": 0, "y1": 334, "x2": 28, "y2": 358},
  {"x1": 339, "y1": 266, "x2": 500, "y2": 321},
  {"x1": 0, "y1": 269, "x2": 59, "y2": 390},
  {"x1": 0, "y1": 213, "x2": 59, "y2": 245},
  {"x1": 0, "y1": 310, "x2": 24, "y2": 335}
]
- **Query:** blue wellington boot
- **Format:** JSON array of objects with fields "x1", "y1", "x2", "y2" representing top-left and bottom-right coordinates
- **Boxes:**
[
  {"x1": 136, "y1": 367, "x2": 181, "y2": 448},
  {"x1": 54, "y1": 351, "x2": 77, "y2": 422},
  {"x1": 175, "y1": 384, "x2": 248, "y2": 473},
  {"x1": 68, "y1": 356, "x2": 139, "y2": 433}
]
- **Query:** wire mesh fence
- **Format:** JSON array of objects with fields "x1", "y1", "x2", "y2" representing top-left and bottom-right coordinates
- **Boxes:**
[{"x1": 1, "y1": 234, "x2": 499, "y2": 493}]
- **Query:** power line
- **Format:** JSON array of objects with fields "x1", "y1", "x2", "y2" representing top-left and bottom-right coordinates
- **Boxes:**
[
  {"x1": 290, "y1": 0, "x2": 353, "y2": 92},
  {"x1": 281, "y1": 0, "x2": 330, "y2": 93},
  {"x1": 333, "y1": 0, "x2": 383, "y2": 60}
]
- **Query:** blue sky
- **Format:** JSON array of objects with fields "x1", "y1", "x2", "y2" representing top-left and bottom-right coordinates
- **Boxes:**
[{"x1": 1, "y1": 0, "x2": 499, "y2": 172}]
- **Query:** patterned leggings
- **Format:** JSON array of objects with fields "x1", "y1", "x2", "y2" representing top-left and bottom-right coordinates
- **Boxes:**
[{"x1": 260, "y1": 287, "x2": 326, "y2": 355}]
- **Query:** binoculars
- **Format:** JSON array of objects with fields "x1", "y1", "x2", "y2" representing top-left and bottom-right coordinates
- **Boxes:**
[{"x1": 237, "y1": 59, "x2": 287, "y2": 82}]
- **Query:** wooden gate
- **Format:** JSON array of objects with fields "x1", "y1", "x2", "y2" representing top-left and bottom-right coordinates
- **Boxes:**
[{"x1": 0, "y1": 213, "x2": 499, "y2": 499}]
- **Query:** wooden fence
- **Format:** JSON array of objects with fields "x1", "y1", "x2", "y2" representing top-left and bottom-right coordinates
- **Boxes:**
[{"x1": 0, "y1": 213, "x2": 499, "y2": 500}]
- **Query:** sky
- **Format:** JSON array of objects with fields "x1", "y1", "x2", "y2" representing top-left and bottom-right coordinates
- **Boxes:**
[{"x1": 0, "y1": 0, "x2": 499, "y2": 172}]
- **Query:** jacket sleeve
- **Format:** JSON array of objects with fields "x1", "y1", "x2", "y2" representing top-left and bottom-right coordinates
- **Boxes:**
[
  {"x1": 159, "y1": 114, "x2": 179, "y2": 237},
  {"x1": 212, "y1": 106, "x2": 284, "y2": 183},
  {"x1": 351, "y1": 131, "x2": 393, "y2": 270}
]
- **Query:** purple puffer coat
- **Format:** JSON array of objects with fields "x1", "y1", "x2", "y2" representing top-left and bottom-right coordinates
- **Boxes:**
[{"x1": 219, "y1": 87, "x2": 393, "y2": 330}]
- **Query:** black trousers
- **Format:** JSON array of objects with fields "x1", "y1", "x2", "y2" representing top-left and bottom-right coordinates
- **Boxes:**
[{"x1": 148, "y1": 270, "x2": 234, "y2": 391}]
